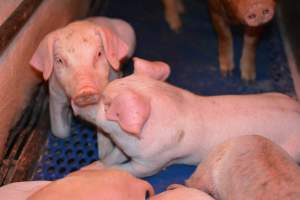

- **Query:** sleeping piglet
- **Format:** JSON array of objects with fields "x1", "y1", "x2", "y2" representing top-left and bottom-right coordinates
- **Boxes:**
[
  {"x1": 30, "y1": 17, "x2": 135, "y2": 159},
  {"x1": 72, "y1": 57, "x2": 300, "y2": 177},
  {"x1": 184, "y1": 135, "x2": 300, "y2": 200},
  {"x1": 0, "y1": 162, "x2": 154, "y2": 200}
]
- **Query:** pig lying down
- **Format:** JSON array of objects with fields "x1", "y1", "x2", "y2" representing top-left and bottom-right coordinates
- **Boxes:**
[
  {"x1": 183, "y1": 135, "x2": 300, "y2": 200},
  {"x1": 0, "y1": 162, "x2": 154, "y2": 200},
  {"x1": 30, "y1": 17, "x2": 135, "y2": 159},
  {"x1": 209, "y1": 0, "x2": 276, "y2": 81},
  {"x1": 73, "y1": 57, "x2": 300, "y2": 177}
]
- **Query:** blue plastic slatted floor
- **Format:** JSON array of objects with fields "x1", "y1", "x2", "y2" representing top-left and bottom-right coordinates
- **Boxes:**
[{"x1": 33, "y1": 0, "x2": 295, "y2": 193}]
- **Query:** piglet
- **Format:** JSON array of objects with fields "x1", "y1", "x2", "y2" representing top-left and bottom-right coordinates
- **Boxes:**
[
  {"x1": 0, "y1": 162, "x2": 154, "y2": 200},
  {"x1": 209, "y1": 0, "x2": 276, "y2": 81},
  {"x1": 184, "y1": 135, "x2": 300, "y2": 200},
  {"x1": 30, "y1": 17, "x2": 135, "y2": 138},
  {"x1": 150, "y1": 185, "x2": 215, "y2": 200},
  {"x1": 73, "y1": 57, "x2": 300, "y2": 177},
  {"x1": 30, "y1": 16, "x2": 135, "y2": 159}
]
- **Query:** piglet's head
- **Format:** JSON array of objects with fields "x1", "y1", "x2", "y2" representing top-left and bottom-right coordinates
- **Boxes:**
[
  {"x1": 101, "y1": 57, "x2": 171, "y2": 138},
  {"x1": 103, "y1": 90, "x2": 151, "y2": 139},
  {"x1": 30, "y1": 21, "x2": 129, "y2": 107},
  {"x1": 226, "y1": 0, "x2": 276, "y2": 27}
]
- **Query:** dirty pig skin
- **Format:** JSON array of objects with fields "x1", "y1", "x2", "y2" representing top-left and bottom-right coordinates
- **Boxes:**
[
  {"x1": 183, "y1": 135, "x2": 300, "y2": 200},
  {"x1": 30, "y1": 17, "x2": 135, "y2": 159},
  {"x1": 209, "y1": 0, "x2": 276, "y2": 81},
  {"x1": 73, "y1": 57, "x2": 300, "y2": 177}
]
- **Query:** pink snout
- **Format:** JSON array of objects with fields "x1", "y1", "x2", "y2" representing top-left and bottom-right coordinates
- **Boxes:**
[
  {"x1": 244, "y1": 4, "x2": 274, "y2": 27},
  {"x1": 73, "y1": 87, "x2": 100, "y2": 107}
]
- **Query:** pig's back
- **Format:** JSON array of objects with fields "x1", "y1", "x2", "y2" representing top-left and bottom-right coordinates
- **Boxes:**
[
  {"x1": 186, "y1": 92, "x2": 300, "y2": 161},
  {"x1": 219, "y1": 135, "x2": 300, "y2": 200},
  {"x1": 203, "y1": 92, "x2": 300, "y2": 135}
]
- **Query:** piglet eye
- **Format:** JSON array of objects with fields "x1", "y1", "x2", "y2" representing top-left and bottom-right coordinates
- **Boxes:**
[{"x1": 98, "y1": 51, "x2": 101, "y2": 57}]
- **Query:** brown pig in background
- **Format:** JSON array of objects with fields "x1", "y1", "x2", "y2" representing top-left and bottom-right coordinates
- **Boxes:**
[
  {"x1": 208, "y1": 0, "x2": 276, "y2": 81},
  {"x1": 72, "y1": 57, "x2": 300, "y2": 178},
  {"x1": 184, "y1": 135, "x2": 300, "y2": 200}
]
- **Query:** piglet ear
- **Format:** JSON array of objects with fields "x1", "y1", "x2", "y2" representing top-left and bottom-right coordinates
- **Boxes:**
[
  {"x1": 30, "y1": 32, "x2": 56, "y2": 80},
  {"x1": 133, "y1": 57, "x2": 171, "y2": 81},
  {"x1": 104, "y1": 91, "x2": 150, "y2": 138},
  {"x1": 97, "y1": 26, "x2": 129, "y2": 71}
]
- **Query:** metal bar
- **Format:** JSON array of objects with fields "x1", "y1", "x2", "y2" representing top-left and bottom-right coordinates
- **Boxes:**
[{"x1": 0, "y1": 0, "x2": 43, "y2": 56}]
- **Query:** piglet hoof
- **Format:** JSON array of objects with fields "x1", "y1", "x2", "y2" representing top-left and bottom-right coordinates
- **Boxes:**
[
  {"x1": 169, "y1": 19, "x2": 182, "y2": 33},
  {"x1": 219, "y1": 48, "x2": 234, "y2": 78},
  {"x1": 220, "y1": 59, "x2": 234, "y2": 78},
  {"x1": 241, "y1": 65, "x2": 256, "y2": 82},
  {"x1": 167, "y1": 184, "x2": 185, "y2": 190},
  {"x1": 220, "y1": 68, "x2": 233, "y2": 78},
  {"x1": 242, "y1": 78, "x2": 256, "y2": 86},
  {"x1": 165, "y1": 13, "x2": 182, "y2": 33}
]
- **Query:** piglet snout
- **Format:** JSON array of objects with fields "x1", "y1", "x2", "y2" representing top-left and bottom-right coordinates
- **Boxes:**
[
  {"x1": 244, "y1": 3, "x2": 274, "y2": 27},
  {"x1": 73, "y1": 87, "x2": 100, "y2": 107}
]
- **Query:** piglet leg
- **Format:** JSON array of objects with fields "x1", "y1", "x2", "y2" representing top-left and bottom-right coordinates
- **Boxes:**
[
  {"x1": 210, "y1": 12, "x2": 234, "y2": 77},
  {"x1": 97, "y1": 130, "x2": 115, "y2": 159},
  {"x1": 176, "y1": 0, "x2": 185, "y2": 14},
  {"x1": 240, "y1": 27, "x2": 263, "y2": 82},
  {"x1": 101, "y1": 144, "x2": 128, "y2": 166},
  {"x1": 49, "y1": 78, "x2": 72, "y2": 138},
  {"x1": 163, "y1": 0, "x2": 183, "y2": 32}
]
